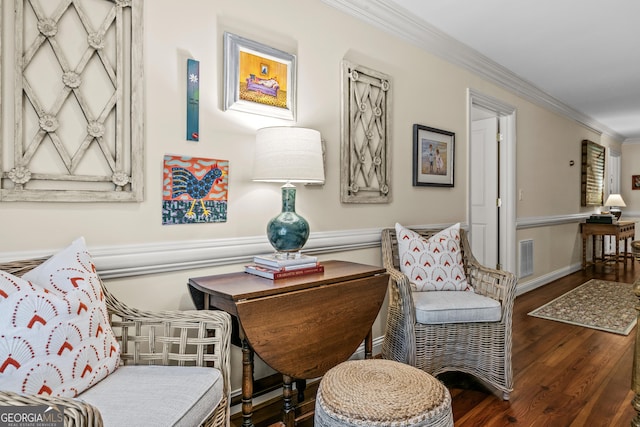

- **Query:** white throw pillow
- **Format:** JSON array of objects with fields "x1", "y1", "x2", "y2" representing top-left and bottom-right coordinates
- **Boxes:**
[
  {"x1": 395, "y1": 223, "x2": 471, "y2": 292},
  {"x1": 0, "y1": 237, "x2": 120, "y2": 397}
]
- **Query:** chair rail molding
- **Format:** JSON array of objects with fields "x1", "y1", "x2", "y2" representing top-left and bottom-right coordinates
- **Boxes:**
[
  {"x1": 0, "y1": 217, "x2": 602, "y2": 281},
  {"x1": 516, "y1": 213, "x2": 592, "y2": 229},
  {"x1": 0, "y1": 227, "x2": 386, "y2": 280}
]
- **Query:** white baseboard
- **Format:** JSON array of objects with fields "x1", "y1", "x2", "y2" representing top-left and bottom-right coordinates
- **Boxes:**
[{"x1": 516, "y1": 262, "x2": 583, "y2": 296}]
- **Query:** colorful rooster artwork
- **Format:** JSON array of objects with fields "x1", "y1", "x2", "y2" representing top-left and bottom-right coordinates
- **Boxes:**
[{"x1": 162, "y1": 155, "x2": 229, "y2": 224}]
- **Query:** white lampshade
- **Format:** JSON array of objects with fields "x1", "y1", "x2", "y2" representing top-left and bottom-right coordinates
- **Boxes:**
[
  {"x1": 253, "y1": 127, "x2": 324, "y2": 184},
  {"x1": 604, "y1": 193, "x2": 626, "y2": 207}
]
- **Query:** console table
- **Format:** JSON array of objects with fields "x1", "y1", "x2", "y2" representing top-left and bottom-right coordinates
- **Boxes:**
[
  {"x1": 188, "y1": 260, "x2": 389, "y2": 427},
  {"x1": 580, "y1": 220, "x2": 635, "y2": 270}
]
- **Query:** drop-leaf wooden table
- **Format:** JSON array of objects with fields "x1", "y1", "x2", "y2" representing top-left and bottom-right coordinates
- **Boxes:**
[{"x1": 189, "y1": 260, "x2": 389, "y2": 427}]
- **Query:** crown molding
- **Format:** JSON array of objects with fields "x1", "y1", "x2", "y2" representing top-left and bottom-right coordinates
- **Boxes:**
[{"x1": 321, "y1": 0, "x2": 625, "y2": 141}]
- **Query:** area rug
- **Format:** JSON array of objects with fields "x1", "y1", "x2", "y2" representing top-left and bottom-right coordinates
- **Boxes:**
[{"x1": 528, "y1": 279, "x2": 637, "y2": 335}]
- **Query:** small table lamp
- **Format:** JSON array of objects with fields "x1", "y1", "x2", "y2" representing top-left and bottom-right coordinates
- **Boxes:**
[
  {"x1": 253, "y1": 127, "x2": 325, "y2": 256},
  {"x1": 604, "y1": 193, "x2": 626, "y2": 220}
]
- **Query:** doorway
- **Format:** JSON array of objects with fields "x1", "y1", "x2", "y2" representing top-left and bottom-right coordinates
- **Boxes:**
[
  {"x1": 605, "y1": 150, "x2": 622, "y2": 254},
  {"x1": 468, "y1": 89, "x2": 517, "y2": 275},
  {"x1": 608, "y1": 150, "x2": 621, "y2": 194}
]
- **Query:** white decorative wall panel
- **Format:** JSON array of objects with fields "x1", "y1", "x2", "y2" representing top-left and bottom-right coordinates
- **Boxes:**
[
  {"x1": 1, "y1": 0, "x2": 144, "y2": 202},
  {"x1": 340, "y1": 60, "x2": 391, "y2": 203}
]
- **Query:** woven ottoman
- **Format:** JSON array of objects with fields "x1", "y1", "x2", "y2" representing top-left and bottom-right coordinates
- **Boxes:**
[{"x1": 314, "y1": 359, "x2": 453, "y2": 427}]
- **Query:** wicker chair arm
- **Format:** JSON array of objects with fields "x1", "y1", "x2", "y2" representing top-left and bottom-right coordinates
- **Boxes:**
[
  {"x1": 386, "y1": 267, "x2": 418, "y2": 321},
  {"x1": 108, "y1": 307, "x2": 232, "y2": 426},
  {"x1": 108, "y1": 305, "x2": 232, "y2": 390},
  {"x1": 381, "y1": 229, "x2": 418, "y2": 325},
  {"x1": 461, "y1": 234, "x2": 517, "y2": 315},
  {"x1": 0, "y1": 390, "x2": 104, "y2": 426},
  {"x1": 381, "y1": 265, "x2": 419, "y2": 365},
  {"x1": 466, "y1": 252, "x2": 517, "y2": 306}
]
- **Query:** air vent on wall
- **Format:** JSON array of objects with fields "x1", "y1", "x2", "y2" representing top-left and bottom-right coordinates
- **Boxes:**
[{"x1": 519, "y1": 239, "x2": 534, "y2": 278}]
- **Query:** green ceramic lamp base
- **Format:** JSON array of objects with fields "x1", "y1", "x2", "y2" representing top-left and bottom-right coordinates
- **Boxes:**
[{"x1": 266, "y1": 183, "x2": 310, "y2": 253}]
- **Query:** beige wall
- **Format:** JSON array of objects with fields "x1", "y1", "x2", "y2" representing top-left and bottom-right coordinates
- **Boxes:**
[
  {"x1": 0, "y1": 0, "x2": 628, "y2": 392},
  {"x1": 622, "y1": 142, "x2": 640, "y2": 216}
]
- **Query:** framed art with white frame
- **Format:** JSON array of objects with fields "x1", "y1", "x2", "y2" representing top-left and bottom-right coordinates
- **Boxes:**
[
  {"x1": 413, "y1": 124, "x2": 455, "y2": 187},
  {"x1": 223, "y1": 32, "x2": 296, "y2": 121}
]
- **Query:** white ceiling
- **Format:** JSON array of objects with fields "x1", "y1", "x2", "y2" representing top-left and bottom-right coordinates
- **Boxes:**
[{"x1": 327, "y1": 0, "x2": 640, "y2": 141}]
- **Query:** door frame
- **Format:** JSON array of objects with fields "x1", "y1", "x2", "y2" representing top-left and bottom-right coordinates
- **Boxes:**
[
  {"x1": 467, "y1": 89, "x2": 517, "y2": 275},
  {"x1": 605, "y1": 150, "x2": 622, "y2": 254}
]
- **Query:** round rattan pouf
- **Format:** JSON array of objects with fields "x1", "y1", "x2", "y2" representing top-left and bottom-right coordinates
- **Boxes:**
[{"x1": 314, "y1": 359, "x2": 453, "y2": 427}]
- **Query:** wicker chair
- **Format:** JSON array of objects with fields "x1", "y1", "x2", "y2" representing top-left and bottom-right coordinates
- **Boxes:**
[
  {"x1": 0, "y1": 258, "x2": 232, "y2": 427},
  {"x1": 380, "y1": 227, "x2": 517, "y2": 400}
]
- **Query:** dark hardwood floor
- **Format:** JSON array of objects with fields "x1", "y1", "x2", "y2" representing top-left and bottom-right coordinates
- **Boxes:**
[{"x1": 231, "y1": 261, "x2": 639, "y2": 427}]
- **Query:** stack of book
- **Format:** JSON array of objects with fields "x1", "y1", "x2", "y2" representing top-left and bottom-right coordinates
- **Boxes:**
[
  {"x1": 586, "y1": 213, "x2": 615, "y2": 224},
  {"x1": 244, "y1": 253, "x2": 324, "y2": 280}
]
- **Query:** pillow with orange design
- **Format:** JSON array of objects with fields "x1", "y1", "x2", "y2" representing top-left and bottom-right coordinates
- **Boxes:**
[
  {"x1": 395, "y1": 223, "x2": 471, "y2": 292},
  {"x1": 0, "y1": 237, "x2": 120, "y2": 397}
]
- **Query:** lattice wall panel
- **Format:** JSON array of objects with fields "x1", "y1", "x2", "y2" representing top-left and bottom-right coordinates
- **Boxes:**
[
  {"x1": 1, "y1": 0, "x2": 143, "y2": 202},
  {"x1": 340, "y1": 61, "x2": 391, "y2": 204}
]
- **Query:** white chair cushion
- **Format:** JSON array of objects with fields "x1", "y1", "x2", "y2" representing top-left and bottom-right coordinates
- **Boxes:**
[
  {"x1": 79, "y1": 365, "x2": 223, "y2": 427},
  {"x1": 413, "y1": 291, "x2": 502, "y2": 324}
]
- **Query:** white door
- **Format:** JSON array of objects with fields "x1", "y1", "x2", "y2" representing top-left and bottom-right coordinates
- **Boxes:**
[
  {"x1": 470, "y1": 117, "x2": 498, "y2": 268},
  {"x1": 608, "y1": 151, "x2": 621, "y2": 194},
  {"x1": 468, "y1": 89, "x2": 517, "y2": 276},
  {"x1": 606, "y1": 151, "x2": 622, "y2": 254}
]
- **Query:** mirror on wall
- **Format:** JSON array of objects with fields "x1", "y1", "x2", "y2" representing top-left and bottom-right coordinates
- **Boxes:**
[{"x1": 581, "y1": 140, "x2": 606, "y2": 207}]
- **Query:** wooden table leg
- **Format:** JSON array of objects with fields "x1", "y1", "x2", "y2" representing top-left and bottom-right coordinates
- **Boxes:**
[
  {"x1": 616, "y1": 237, "x2": 621, "y2": 271},
  {"x1": 582, "y1": 236, "x2": 587, "y2": 269},
  {"x1": 365, "y1": 329, "x2": 373, "y2": 359},
  {"x1": 295, "y1": 379, "x2": 306, "y2": 403},
  {"x1": 282, "y1": 375, "x2": 295, "y2": 427},
  {"x1": 241, "y1": 339, "x2": 255, "y2": 427}
]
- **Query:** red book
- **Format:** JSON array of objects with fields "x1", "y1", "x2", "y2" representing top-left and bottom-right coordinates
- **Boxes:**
[
  {"x1": 253, "y1": 261, "x2": 319, "y2": 271},
  {"x1": 244, "y1": 263, "x2": 324, "y2": 280}
]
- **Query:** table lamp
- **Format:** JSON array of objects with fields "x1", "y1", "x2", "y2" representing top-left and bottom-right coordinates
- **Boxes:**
[
  {"x1": 253, "y1": 127, "x2": 325, "y2": 256},
  {"x1": 604, "y1": 193, "x2": 626, "y2": 220}
]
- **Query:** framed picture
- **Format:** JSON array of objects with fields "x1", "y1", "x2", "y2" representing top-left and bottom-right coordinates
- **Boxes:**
[
  {"x1": 413, "y1": 124, "x2": 455, "y2": 187},
  {"x1": 581, "y1": 140, "x2": 605, "y2": 206},
  {"x1": 633, "y1": 175, "x2": 640, "y2": 190},
  {"x1": 223, "y1": 32, "x2": 296, "y2": 121}
]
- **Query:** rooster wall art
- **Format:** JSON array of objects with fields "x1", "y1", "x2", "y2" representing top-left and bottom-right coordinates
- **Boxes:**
[{"x1": 162, "y1": 155, "x2": 229, "y2": 224}]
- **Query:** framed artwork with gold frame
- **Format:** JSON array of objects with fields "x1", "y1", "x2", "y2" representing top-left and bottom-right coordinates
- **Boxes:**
[
  {"x1": 223, "y1": 32, "x2": 296, "y2": 121},
  {"x1": 632, "y1": 175, "x2": 640, "y2": 190}
]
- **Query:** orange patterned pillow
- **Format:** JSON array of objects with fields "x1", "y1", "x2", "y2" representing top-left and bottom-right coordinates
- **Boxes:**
[
  {"x1": 395, "y1": 223, "x2": 471, "y2": 292},
  {"x1": 0, "y1": 237, "x2": 120, "y2": 397}
]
